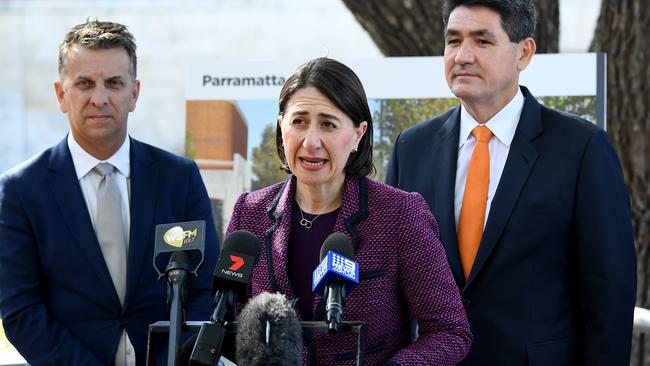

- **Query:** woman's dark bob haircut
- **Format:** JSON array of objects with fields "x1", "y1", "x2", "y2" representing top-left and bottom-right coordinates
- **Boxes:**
[{"x1": 276, "y1": 57, "x2": 375, "y2": 178}]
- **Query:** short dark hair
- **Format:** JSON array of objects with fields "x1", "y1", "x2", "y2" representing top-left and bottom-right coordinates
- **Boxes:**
[
  {"x1": 442, "y1": 0, "x2": 536, "y2": 42},
  {"x1": 58, "y1": 20, "x2": 137, "y2": 79},
  {"x1": 276, "y1": 57, "x2": 375, "y2": 178}
]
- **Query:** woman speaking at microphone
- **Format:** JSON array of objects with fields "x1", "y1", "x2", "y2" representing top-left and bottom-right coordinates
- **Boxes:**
[{"x1": 227, "y1": 57, "x2": 471, "y2": 365}]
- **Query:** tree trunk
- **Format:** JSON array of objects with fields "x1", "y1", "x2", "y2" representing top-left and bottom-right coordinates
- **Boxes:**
[
  {"x1": 341, "y1": 0, "x2": 446, "y2": 56},
  {"x1": 590, "y1": 1, "x2": 650, "y2": 365},
  {"x1": 342, "y1": 0, "x2": 558, "y2": 56},
  {"x1": 534, "y1": 0, "x2": 559, "y2": 53}
]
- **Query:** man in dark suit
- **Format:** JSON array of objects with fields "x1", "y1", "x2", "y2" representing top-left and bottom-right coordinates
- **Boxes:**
[
  {"x1": 386, "y1": 0, "x2": 637, "y2": 364},
  {"x1": 0, "y1": 20, "x2": 219, "y2": 365}
]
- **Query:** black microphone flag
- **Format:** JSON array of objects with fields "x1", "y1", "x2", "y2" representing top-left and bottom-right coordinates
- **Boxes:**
[
  {"x1": 190, "y1": 230, "x2": 261, "y2": 366},
  {"x1": 153, "y1": 220, "x2": 206, "y2": 278},
  {"x1": 212, "y1": 230, "x2": 260, "y2": 301}
]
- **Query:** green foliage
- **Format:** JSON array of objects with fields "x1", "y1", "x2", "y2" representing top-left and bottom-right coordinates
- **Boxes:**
[
  {"x1": 251, "y1": 123, "x2": 288, "y2": 190},
  {"x1": 249, "y1": 96, "x2": 596, "y2": 186},
  {"x1": 185, "y1": 130, "x2": 197, "y2": 159},
  {"x1": 372, "y1": 98, "x2": 459, "y2": 181},
  {"x1": 537, "y1": 96, "x2": 597, "y2": 123},
  {"x1": 371, "y1": 96, "x2": 597, "y2": 181}
]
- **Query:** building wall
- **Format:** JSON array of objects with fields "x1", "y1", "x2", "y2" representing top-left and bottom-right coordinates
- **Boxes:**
[
  {"x1": 0, "y1": 0, "x2": 381, "y2": 173},
  {"x1": 186, "y1": 99, "x2": 250, "y2": 235},
  {"x1": 199, "y1": 153, "x2": 251, "y2": 235},
  {"x1": 0, "y1": 0, "x2": 602, "y2": 173},
  {"x1": 186, "y1": 100, "x2": 247, "y2": 161}
]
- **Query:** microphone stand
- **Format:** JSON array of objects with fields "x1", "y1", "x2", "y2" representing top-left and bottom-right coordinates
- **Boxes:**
[
  {"x1": 189, "y1": 289, "x2": 237, "y2": 365},
  {"x1": 165, "y1": 252, "x2": 190, "y2": 366},
  {"x1": 301, "y1": 321, "x2": 366, "y2": 366},
  {"x1": 325, "y1": 282, "x2": 347, "y2": 331}
]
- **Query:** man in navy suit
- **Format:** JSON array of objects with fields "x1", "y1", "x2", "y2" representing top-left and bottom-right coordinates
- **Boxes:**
[
  {"x1": 0, "y1": 20, "x2": 219, "y2": 365},
  {"x1": 387, "y1": 0, "x2": 636, "y2": 364}
]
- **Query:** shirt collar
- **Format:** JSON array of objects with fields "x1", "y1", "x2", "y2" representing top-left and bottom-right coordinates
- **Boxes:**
[
  {"x1": 67, "y1": 133, "x2": 131, "y2": 180},
  {"x1": 458, "y1": 87, "x2": 525, "y2": 148}
]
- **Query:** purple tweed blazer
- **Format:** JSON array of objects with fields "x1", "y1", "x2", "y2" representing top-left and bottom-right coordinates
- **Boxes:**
[{"x1": 227, "y1": 176, "x2": 471, "y2": 365}]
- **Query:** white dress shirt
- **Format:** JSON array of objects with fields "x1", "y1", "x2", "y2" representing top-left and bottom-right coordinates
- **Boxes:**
[
  {"x1": 454, "y1": 89, "x2": 525, "y2": 229},
  {"x1": 67, "y1": 133, "x2": 135, "y2": 366}
]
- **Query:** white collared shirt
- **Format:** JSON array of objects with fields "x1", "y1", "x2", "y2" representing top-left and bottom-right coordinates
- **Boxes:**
[
  {"x1": 67, "y1": 133, "x2": 136, "y2": 366},
  {"x1": 454, "y1": 89, "x2": 525, "y2": 229}
]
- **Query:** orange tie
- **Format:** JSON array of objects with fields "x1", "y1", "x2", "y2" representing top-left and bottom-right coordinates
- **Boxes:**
[{"x1": 458, "y1": 125, "x2": 493, "y2": 279}]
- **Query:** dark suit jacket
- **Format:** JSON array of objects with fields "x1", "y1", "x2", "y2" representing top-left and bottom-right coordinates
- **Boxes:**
[
  {"x1": 386, "y1": 86, "x2": 636, "y2": 365},
  {"x1": 0, "y1": 136, "x2": 219, "y2": 365},
  {"x1": 227, "y1": 176, "x2": 472, "y2": 365}
]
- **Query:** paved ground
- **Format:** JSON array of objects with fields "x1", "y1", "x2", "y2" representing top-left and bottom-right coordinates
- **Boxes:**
[{"x1": 0, "y1": 347, "x2": 24, "y2": 366}]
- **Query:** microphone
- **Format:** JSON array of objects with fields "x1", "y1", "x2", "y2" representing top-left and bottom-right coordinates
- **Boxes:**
[
  {"x1": 211, "y1": 230, "x2": 262, "y2": 303},
  {"x1": 151, "y1": 221, "x2": 206, "y2": 365},
  {"x1": 190, "y1": 230, "x2": 261, "y2": 366},
  {"x1": 312, "y1": 233, "x2": 359, "y2": 331},
  {"x1": 165, "y1": 251, "x2": 190, "y2": 365},
  {"x1": 235, "y1": 292, "x2": 302, "y2": 366}
]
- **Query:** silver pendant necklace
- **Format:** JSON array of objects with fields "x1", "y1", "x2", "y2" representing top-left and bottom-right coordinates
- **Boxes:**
[{"x1": 299, "y1": 208, "x2": 321, "y2": 229}]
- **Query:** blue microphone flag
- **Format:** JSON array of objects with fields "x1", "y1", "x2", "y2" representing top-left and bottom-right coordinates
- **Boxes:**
[{"x1": 312, "y1": 250, "x2": 359, "y2": 294}]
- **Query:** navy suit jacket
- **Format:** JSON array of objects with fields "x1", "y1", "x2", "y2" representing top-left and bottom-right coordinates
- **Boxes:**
[
  {"x1": 386, "y1": 86, "x2": 636, "y2": 365},
  {"x1": 0, "y1": 136, "x2": 219, "y2": 365}
]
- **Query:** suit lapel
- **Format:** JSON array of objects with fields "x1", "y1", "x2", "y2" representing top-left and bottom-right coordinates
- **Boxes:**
[
  {"x1": 124, "y1": 138, "x2": 157, "y2": 307},
  {"x1": 336, "y1": 176, "x2": 367, "y2": 252},
  {"x1": 433, "y1": 109, "x2": 465, "y2": 286},
  {"x1": 465, "y1": 88, "x2": 542, "y2": 288},
  {"x1": 265, "y1": 178, "x2": 296, "y2": 299},
  {"x1": 46, "y1": 137, "x2": 120, "y2": 306}
]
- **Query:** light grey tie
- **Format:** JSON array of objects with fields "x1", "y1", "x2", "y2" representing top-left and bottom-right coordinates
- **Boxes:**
[{"x1": 94, "y1": 163, "x2": 127, "y2": 305}]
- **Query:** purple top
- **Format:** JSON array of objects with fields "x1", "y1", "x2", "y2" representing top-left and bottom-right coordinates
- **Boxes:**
[
  {"x1": 228, "y1": 176, "x2": 472, "y2": 365},
  {"x1": 288, "y1": 203, "x2": 339, "y2": 320}
]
